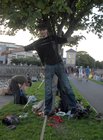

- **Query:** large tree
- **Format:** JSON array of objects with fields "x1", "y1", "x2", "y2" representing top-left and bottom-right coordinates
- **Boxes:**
[
  {"x1": 76, "y1": 51, "x2": 95, "y2": 68},
  {"x1": 0, "y1": 0, "x2": 103, "y2": 44}
]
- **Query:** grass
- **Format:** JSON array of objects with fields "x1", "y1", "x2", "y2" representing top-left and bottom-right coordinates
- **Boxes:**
[
  {"x1": 0, "y1": 82, "x2": 103, "y2": 140},
  {"x1": 90, "y1": 79, "x2": 103, "y2": 85}
]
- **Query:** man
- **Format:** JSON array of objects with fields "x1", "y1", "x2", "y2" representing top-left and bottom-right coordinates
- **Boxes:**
[
  {"x1": 1, "y1": 23, "x2": 77, "y2": 116},
  {"x1": 85, "y1": 66, "x2": 90, "y2": 82}
]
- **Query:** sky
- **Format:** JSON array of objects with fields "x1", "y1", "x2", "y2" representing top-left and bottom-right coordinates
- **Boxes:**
[
  {"x1": 63, "y1": 31, "x2": 103, "y2": 62},
  {"x1": 0, "y1": 30, "x2": 103, "y2": 62}
]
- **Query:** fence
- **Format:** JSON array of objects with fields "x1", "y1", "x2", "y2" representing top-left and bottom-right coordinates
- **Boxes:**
[{"x1": 0, "y1": 64, "x2": 40, "y2": 78}]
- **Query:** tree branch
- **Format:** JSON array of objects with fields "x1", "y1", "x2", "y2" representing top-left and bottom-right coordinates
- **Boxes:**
[{"x1": 64, "y1": 0, "x2": 94, "y2": 38}]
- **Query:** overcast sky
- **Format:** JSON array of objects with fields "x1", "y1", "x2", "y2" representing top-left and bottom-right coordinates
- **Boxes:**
[{"x1": 63, "y1": 31, "x2": 103, "y2": 62}]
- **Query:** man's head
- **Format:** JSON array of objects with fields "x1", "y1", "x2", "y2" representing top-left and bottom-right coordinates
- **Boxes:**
[{"x1": 37, "y1": 23, "x2": 49, "y2": 38}]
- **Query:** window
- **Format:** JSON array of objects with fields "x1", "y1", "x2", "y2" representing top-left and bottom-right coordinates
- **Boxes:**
[{"x1": 69, "y1": 55, "x2": 71, "y2": 58}]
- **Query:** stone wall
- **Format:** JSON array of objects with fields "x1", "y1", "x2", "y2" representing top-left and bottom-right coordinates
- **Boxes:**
[{"x1": 0, "y1": 64, "x2": 40, "y2": 78}]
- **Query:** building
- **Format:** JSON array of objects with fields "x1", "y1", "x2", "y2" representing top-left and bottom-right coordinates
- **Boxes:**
[
  {"x1": 66, "y1": 48, "x2": 76, "y2": 67},
  {"x1": 0, "y1": 42, "x2": 34, "y2": 64}
]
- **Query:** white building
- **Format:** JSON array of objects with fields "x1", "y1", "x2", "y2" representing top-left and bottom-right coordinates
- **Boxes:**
[
  {"x1": 66, "y1": 49, "x2": 76, "y2": 67},
  {"x1": 0, "y1": 42, "x2": 34, "y2": 64}
]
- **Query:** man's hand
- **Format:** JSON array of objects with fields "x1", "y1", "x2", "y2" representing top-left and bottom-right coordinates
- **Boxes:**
[{"x1": 0, "y1": 47, "x2": 25, "y2": 56}]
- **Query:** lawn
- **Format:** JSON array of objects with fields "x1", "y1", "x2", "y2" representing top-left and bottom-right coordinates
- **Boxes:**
[
  {"x1": 0, "y1": 82, "x2": 103, "y2": 140},
  {"x1": 90, "y1": 79, "x2": 103, "y2": 85}
]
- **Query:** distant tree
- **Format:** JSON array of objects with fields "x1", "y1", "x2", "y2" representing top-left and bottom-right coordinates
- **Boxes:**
[
  {"x1": 0, "y1": 0, "x2": 103, "y2": 47},
  {"x1": 11, "y1": 57, "x2": 41, "y2": 66},
  {"x1": 76, "y1": 51, "x2": 95, "y2": 68},
  {"x1": 95, "y1": 61, "x2": 103, "y2": 69}
]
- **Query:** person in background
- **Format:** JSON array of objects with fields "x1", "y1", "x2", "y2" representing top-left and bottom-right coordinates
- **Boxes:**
[
  {"x1": 85, "y1": 66, "x2": 90, "y2": 82},
  {"x1": 26, "y1": 73, "x2": 32, "y2": 87},
  {"x1": 75, "y1": 66, "x2": 79, "y2": 79},
  {"x1": 79, "y1": 66, "x2": 83, "y2": 81},
  {"x1": 0, "y1": 22, "x2": 77, "y2": 117},
  {"x1": 9, "y1": 75, "x2": 28, "y2": 105}
]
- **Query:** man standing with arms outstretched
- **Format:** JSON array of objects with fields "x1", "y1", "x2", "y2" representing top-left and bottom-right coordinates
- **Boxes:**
[{"x1": 0, "y1": 23, "x2": 77, "y2": 117}]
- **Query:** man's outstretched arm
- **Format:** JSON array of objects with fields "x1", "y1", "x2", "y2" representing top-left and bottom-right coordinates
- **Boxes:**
[
  {"x1": 0, "y1": 47, "x2": 25, "y2": 56},
  {"x1": 0, "y1": 40, "x2": 38, "y2": 56}
]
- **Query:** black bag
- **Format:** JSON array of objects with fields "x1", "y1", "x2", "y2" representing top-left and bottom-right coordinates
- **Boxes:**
[
  {"x1": 20, "y1": 95, "x2": 28, "y2": 105},
  {"x1": 14, "y1": 90, "x2": 27, "y2": 105},
  {"x1": 2, "y1": 115, "x2": 19, "y2": 126}
]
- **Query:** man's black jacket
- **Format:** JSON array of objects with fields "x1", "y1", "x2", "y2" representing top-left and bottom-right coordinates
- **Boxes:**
[{"x1": 24, "y1": 35, "x2": 67, "y2": 65}]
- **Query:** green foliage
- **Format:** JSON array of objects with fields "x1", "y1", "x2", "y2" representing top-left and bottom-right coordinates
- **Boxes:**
[
  {"x1": 76, "y1": 51, "x2": 103, "y2": 69},
  {"x1": 67, "y1": 35, "x2": 86, "y2": 47},
  {"x1": 0, "y1": 0, "x2": 103, "y2": 43},
  {"x1": 76, "y1": 51, "x2": 95, "y2": 68},
  {"x1": 95, "y1": 61, "x2": 103, "y2": 69},
  {"x1": 11, "y1": 56, "x2": 41, "y2": 66}
]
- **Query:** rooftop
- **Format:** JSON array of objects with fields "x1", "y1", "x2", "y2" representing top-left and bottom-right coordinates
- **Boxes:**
[{"x1": 66, "y1": 49, "x2": 76, "y2": 53}]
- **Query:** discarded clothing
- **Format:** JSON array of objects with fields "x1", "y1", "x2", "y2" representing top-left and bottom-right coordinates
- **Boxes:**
[{"x1": 2, "y1": 115, "x2": 19, "y2": 126}]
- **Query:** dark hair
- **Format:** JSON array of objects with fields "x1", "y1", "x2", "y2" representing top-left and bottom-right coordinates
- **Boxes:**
[
  {"x1": 9, "y1": 75, "x2": 28, "y2": 92},
  {"x1": 37, "y1": 22, "x2": 48, "y2": 31}
]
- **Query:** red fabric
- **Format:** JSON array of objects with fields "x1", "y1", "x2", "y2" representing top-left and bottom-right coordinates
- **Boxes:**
[
  {"x1": 51, "y1": 116, "x2": 63, "y2": 123},
  {"x1": 48, "y1": 116, "x2": 63, "y2": 128}
]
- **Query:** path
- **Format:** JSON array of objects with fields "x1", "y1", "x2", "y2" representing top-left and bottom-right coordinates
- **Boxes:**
[
  {"x1": 0, "y1": 95, "x2": 13, "y2": 109},
  {"x1": 70, "y1": 76, "x2": 103, "y2": 113}
]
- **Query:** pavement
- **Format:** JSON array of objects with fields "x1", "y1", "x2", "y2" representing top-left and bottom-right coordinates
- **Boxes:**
[
  {"x1": 69, "y1": 76, "x2": 103, "y2": 113},
  {"x1": 0, "y1": 95, "x2": 13, "y2": 109}
]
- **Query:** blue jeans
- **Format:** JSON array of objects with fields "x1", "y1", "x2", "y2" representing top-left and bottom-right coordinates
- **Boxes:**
[{"x1": 44, "y1": 62, "x2": 77, "y2": 115}]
